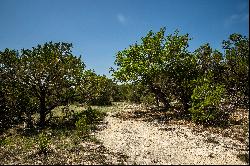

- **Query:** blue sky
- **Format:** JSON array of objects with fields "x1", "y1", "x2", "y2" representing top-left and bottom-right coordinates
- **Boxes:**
[{"x1": 0, "y1": 0, "x2": 249, "y2": 77}]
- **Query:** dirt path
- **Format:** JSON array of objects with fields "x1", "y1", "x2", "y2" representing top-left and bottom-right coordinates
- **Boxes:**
[{"x1": 95, "y1": 105, "x2": 248, "y2": 165}]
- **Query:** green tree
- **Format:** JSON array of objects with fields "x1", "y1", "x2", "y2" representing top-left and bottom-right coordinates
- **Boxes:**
[
  {"x1": 112, "y1": 28, "x2": 169, "y2": 108},
  {"x1": 222, "y1": 33, "x2": 249, "y2": 106},
  {"x1": 162, "y1": 31, "x2": 197, "y2": 111},
  {"x1": 194, "y1": 43, "x2": 225, "y2": 84},
  {"x1": 112, "y1": 27, "x2": 196, "y2": 111},
  {"x1": 0, "y1": 49, "x2": 21, "y2": 130},
  {"x1": 115, "y1": 82, "x2": 150, "y2": 104},
  {"x1": 79, "y1": 70, "x2": 116, "y2": 105},
  {"x1": 18, "y1": 42, "x2": 85, "y2": 128}
]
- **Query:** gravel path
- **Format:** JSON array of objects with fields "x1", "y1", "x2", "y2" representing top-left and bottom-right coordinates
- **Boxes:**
[{"x1": 95, "y1": 109, "x2": 248, "y2": 165}]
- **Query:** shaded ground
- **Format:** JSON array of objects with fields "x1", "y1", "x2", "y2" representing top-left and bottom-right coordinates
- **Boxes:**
[
  {"x1": 0, "y1": 134, "x2": 127, "y2": 165},
  {"x1": 0, "y1": 105, "x2": 128, "y2": 165}
]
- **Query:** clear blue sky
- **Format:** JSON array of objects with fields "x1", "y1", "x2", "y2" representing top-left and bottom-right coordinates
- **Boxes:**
[{"x1": 0, "y1": 0, "x2": 249, "y2": 77}]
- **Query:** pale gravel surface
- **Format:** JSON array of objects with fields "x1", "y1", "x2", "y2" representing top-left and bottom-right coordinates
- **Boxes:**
[{"x1": 95, "y1": 107, "x2": 248, "y2": 165}]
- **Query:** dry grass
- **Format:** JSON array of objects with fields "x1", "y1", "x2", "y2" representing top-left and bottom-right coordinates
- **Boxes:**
[{"x1": 0, "y1": 105, "x2": 128, "y2": 165}]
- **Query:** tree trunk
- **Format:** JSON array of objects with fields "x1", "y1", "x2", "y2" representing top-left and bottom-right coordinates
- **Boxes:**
[
  {"x1": 176, "y1": 86, "x2": 191, "y2": 112},
  {"x1": 26, "y1": 112, "x2": 33, "y2": 128},
  {"x1": 182, "y1": 99, "x2": 190, "y2": 112},
  {"x1": 157, "y1": 91, "x2": 170, "y2": 109},
  {"x1": 149, "y1": 83, "x2": 170, "y2": 109},
  {"x1": 39, "y1": 89, "x2": 46, "y2": 128},
  {"x1": 180, "y1": 93, "x2": 191, "y2": 112},
  {"x1": 155, "y1": 95, "x2": 159, "y2": 107}
]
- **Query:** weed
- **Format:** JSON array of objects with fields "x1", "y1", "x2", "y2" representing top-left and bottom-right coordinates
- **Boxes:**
[
  {"x1": 75, "y1": 115, "x2": 91, "y2": 136},
  {"x1": 0, "y1": 137, "x2": 11, "y2": 146},
  {"x1": 36, "y1": 131, "x2": 51, "y2": 154}
]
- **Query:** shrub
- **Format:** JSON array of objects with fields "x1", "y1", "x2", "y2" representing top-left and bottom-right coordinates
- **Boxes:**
[
  {"x1": 75, "y1": 115, "x2": 90, "y2": 135},
  {"x1": 189, "y1": 76, "x2": 229, "y2": 126},
  {"x1": 80, "y1": 70, "x2": 116, "y2": 106},
  {"x1": 74, "y1": 107, "x2": 105, "y2": 135}
]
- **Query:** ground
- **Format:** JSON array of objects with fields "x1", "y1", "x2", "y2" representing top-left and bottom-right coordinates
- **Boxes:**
[
  {"x1": 95, "y1": 103, "x2": 249, "y2": 165},
  {"x1": 0, "y1": 102, "x2": 249, "y2": 165}
]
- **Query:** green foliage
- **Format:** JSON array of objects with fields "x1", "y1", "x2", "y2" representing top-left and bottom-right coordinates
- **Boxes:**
[
  {"x1": 75, "y1": 115, "x2": 90, "y2": 135},
  {"x1": 0, "y1": 30, "x2": 248, "y2": 131},
  {"x1": 115, "y1": 82, "x2": 157, "y2": 105},
  {"x1": 0, "y1": 48, "x2": 25, "y2": 130},
  {"x1": 140, "y1": 93, "x2": 157, "y2": 106},
  {"x1": 194, "y1": 43, "x2": 225, "y2": 84},
  {"x1": 189, "y1": 74, "x2": 228, "y2": 125},
  {"x1": 74, "y1": 107, "x2": 105, "y2": 135},
  {"x1": 112, "y1": 27, "x2": 197, "y2": 110},
  {"x1": 84, "y1": 107, "x2": 101, "y2": 123},
  {"x1": 36, "y1": 131, "x2": 51, "y2": 154},
  {"x1": 113, "y1": 28, "x2": 248, "y2": 125},
  {"x1": 0, "y1": 137, "x2": 11, "y2": 146},
  {"x1": 112, "y1": 28, "x2": 171, "y2": 108},
  {"x1": 119, "y1": 83, "x2": 147, "y2": 103},
  {"x1": 222, "y1": 33, "x2": 249, "y2": 106},
  {"x1": 1, "y1": 42, "x2": 86, "y2": 129},
  {"x1": 79, "y1": 70, "x2": 117, "y2": 106},
  {"x1": 19, "y1": 42, "x2": 85, "y2": 127}
]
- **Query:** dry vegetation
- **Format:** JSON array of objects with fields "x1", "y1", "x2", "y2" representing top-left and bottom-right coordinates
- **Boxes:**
[
  {"x1": 0, "y1": 102, "x2": 249, "y2": 165},
  {"x1": 0, "y1": 104, "x2": 128, "y2": 165}
]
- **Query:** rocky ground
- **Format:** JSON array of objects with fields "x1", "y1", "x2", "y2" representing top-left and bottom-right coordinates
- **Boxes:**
[{"x1": 95, "y1": 103, "x2": 249, "y2": 165}]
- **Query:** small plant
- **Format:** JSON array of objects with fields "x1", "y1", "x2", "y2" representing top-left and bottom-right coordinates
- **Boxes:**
[
  {"x1": 23, "y1": 138, "x2": 34, "y2": 151},
  {"x1": 84, "y1": 107, "x2": 98, "y2": 124},
  {"x1": 75, "y1": 115, "x2": 91, "y2": 135},
  {"x1": 0, "y1": 137, "x2": 11, "y2": 146},
  {"x1": 85, "y1": 106, "x2": 105, "y2": 123},
  {"x1": 74, "y1": 107, "x2": 106, "y2": 136},
  {"x1": 36, "y1": 131, "x2": 51, "y2": 154}
]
